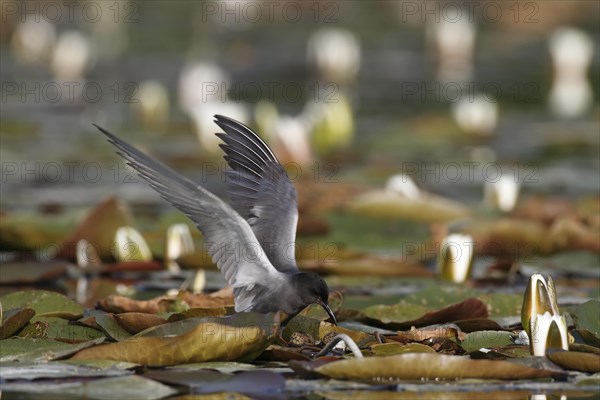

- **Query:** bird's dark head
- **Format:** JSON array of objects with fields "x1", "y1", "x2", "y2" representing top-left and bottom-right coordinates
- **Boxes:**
[{"x1": 292, "y1": 272, "x2": 337, "y2": 325}]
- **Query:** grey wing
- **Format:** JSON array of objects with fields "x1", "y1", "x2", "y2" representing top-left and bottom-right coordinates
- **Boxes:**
[
  {"x1": 95, "y1": 124, "x2": 285, "y2": 312},
  {"x1": 214, "y1": 115, "x2": 299, "y2": 273}
]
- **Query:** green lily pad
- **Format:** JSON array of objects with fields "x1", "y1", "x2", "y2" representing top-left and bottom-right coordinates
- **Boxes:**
[
  {"x1": 573, "y1": 298, "x2": 600, "y2": 346},
  {"x1": 460, "y1": 331, "x2": 515, "y2": 353},
  {"x1": 18, "y1": 317, "x2": 104, "y2": 342},
  {"x1": 0, "y1": 337, "x2": 105, "y2": 362},
  {"x1": 0, "y1": 290, "x2": 84, "y2": 319}
]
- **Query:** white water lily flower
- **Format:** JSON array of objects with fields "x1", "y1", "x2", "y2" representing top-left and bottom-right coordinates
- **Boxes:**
[
  {"x1": 114, "y1": 226, "x2": 152, "y2": 262},
  {"x1": 522, "y1": 273, "x2": 567, "y2": 356},
  {"x1": 530, "y1": 312, "x2": 569, "y2": 356},
  {"x1": 438, "y1": 234, "x2": 474, "y2": 283},
  {"x1": 165, "y1": 224, "x2": 195, "y2": 273}
]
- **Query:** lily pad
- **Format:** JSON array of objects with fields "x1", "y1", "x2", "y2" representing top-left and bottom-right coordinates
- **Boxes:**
[
  {"x1": 460, "y1": 331, "x2": 515, "y2": 353},
  {"x1": 18, "y1": 317, "x2": 104, "y2": 342},
  {"x1": 71, "y1": 313, "x2": 276, "y2": 366},
  {"x1": 1, "y1": 375, "x2": 176, "y2": 400},
  {"x1": 0, "y1": 361, "x2": 134, "y2": 380},
  {"x1": 547, "y1": 350, "x2": 600, "y2": 372},
  {"x1": 0, "y1": 308, "x2": 35, "y2": 339},
  {"x1": 0, "y1": 337, "x2": 105, "y2": 362},
  {"x1": 370, "y1": 342, "x2": 436, "y2": 356},
  {"x1": 314, "y1": 353, "x2": 555, "y2": 381},
  {"x1": 0, "y1": 290, "x2": 84, "y2": 319},
  {"x1": 362, "y1": 298, "x2": 488, "y2": 330},
  {"x1": 573, "y1": 298, "x2": 600, "y2": 346}
]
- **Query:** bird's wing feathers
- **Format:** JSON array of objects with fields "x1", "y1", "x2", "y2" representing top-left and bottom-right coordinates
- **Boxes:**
[
  {"x1": 214, "y1": 115, "x2": 299, "y2": 272},
  {"x1": 95, "y1": 124, "x2": 285, "y2": 312}
]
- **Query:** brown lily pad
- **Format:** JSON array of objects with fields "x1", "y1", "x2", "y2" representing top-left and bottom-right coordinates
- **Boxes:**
[
  {"x1": 547, "y1": 350, "x2": 600, "y2": 373},
  {"x1": 114, "y1": 313, "x2": 168, "y2": 335},
  {"x1": 0, "y1": 308, "x2": 36, "y2": 339},
  {"x1": 314, "y1": 353, "x2": 555, "y2": 381}
]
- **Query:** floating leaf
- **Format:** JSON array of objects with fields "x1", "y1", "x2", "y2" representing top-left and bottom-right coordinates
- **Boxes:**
[
  {"x1": 573, "y1": 298, "x2": 600, "y2": 346},
  {"x1": 0, "y1": 308, "x2": 35, "y2": 339},
  {"x1": 167, "y1": 307, "x2": 232, "y2": 322},
  {"x1": 370, "y1": 343, "x2": 435, "y2": 356},
  {"x1": 0, "y1": 290, "x2": 83, "y2": 319},
  {"x1": 0, "y1": 337, "x2": 105, "y2": 362},
  {"x1": 71, "y1": 313, "x2": 276, "y2": 366},
  {"x1": 0, "y1": 361, "x2": 134, "y2": 380},
  {"x1": 547, "y1": 350, "x2": 600, "y2": 372},
  {"x1": 314, "y1": 353, "x2": 554, "y2": 381},
  {"x1": 362, "y1": 298, "x2": 488, "y2": 330},
  {"x1": 98, "y1": 290, "x2": 234, "y2": 314},
  {"x1": 1, "y1": 375, "x2": 176, "y2": 400},
  {"x1": 18, "y1": 317, "x2": 104, "y2": 342},
  {"x1": 145, "y1": 369, "x2": 285, "y2": 396},
  {"x1": 114, "y1": 312, "x2": 167, "y2": 334},
  {"x1": 460, "y1": 331, "x2": 515, "y2": 353},
  {"x1": 83, "y1": 310, "x2": 133, "y2": 341}
]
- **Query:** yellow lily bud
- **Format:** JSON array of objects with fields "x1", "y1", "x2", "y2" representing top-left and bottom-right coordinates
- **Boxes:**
[{"x1": 113, "y1": 226, "x2": 152, "y2": 262}]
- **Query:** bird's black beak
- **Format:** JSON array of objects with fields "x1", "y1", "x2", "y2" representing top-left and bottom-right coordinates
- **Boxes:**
[{"x1": 315, "y1": 298, "x2": 338, "y2": 325}]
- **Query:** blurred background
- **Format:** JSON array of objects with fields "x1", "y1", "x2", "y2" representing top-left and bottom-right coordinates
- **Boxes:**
[{"x1": 1, "y1": 1, "x2": 599, "y2": 295}]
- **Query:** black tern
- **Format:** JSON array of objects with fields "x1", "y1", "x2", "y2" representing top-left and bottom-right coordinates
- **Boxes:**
[{"x1": 95, "y1": 115, "x2": 337, "y2": 324}]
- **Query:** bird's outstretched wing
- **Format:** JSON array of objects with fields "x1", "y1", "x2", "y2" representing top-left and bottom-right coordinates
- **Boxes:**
[
  {"x1": 214, "y1": 115, "x2": 299, "y2": 273},
  {"x1": 95, "y1": 124, "x2": 285, "y2": 312}
]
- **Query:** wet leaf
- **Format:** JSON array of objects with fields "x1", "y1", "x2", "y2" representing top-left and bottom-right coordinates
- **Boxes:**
[
  {"x1": 314, "y1": 353, "x2": 555, "y2": 380},
  {"x1": 145, "y1": 369, "x2": 285, "y2": 396},
  {"x1": 56, "y1": 196, "x2": 134, "y2": 261},
  {"x1": 18, "y1": 317, "x2": 104, "y2": 342},
  {"x1": 0, "y1": 308, "x2": 35, "y2": 339},
  {"x1": 167, "y1": 307, "x2": 232, "y2": 322},
  {"x1": 0, "y1": 337, "x2": 105, "y2": 362},
  {"x1": 114, "y1": 312, "x2": 167, "y2": 334},
  {"x1": 389, "y1": 325, "x2": 464, "y2": 343},
  {"x1": 459, "y1": 331, "x2": 515, "y2": 353},
  {"x1": 1, "y1": 375, "x2": 177, "y2": 400},
  {"x1": 85, "y1": 310, "x2": 133, "y2": 342},
  {"x1": 369, "y1": 342, "x2": 436, "y2": 356},
  {"x1": 71, "y1": 313, "x2": 276, "y2": 366},
  {"x1": 98, "y1": 289, "x2": 234, "y2": 314},
  {"x1": 0, "y1": 290, "x2": 84, "y2": 319},
  {"x1": 362, "y1": 298, "x2": 488, "y2": 330},
  {"x1": 573, "y1": 298, "x2": 600, "y2": 346},
  {"x1": 547, "y1": 350, "x2": 600, "y2": 372},
  {"x1": 0, "y1": 361, "x2": 134, "y2": 380},
  {"x1": 258, "y1": 344, "x2": 312, "y2": 361}
]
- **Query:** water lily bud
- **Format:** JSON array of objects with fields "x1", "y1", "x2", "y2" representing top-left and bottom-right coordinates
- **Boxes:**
[
  {"x1": 165, "y1": 224, "x2": 195, "y2": 273},
  {"x1": 521, "y1": 273, "x2": 560, "y2": 336},
  {"x1": 438, "y1": 234, "x2": 474, "y2": 283},
  {"x1": 76, "y1": 239, "x2": 101, "y2": 270},
  {"x1": 385, "y1": 174, "x2": 421, "y2": 200},
  {"x1": 483, "y1": 175, "x2": 520, "y2": 212},
  {"x1": 114, "y1": 226, "x2": 152, "y2": 262},
  {"x1": 530, "y1": 311, "x2": 568, "y2": 356}
]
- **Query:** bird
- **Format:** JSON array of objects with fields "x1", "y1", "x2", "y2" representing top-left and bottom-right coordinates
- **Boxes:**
[{"x1": 94, "y1": 115, "x2": 337, "y2": 324}]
